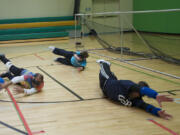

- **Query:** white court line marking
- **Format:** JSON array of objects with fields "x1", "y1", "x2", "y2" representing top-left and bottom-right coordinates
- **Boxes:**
[{"x1": 174, "y1": 98, "x2": 180, "y2": 104}]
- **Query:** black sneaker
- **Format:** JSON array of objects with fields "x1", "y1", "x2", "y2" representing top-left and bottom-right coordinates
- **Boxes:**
[{"x1": 0, "y1": 72, "x2": 11, "y2": 78}]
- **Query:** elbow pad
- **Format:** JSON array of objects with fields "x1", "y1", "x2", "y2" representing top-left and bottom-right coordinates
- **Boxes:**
[
  {"x1": 140, "y1": 87, "x2": 158, "y2": 99},
  {"x1": 11, "y1": 76, "x2": 24, "y2": 84}
]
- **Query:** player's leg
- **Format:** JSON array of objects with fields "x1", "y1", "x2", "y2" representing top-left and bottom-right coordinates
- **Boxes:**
[
  {"x1": 49, "y1": 47, "x2": 74, "y2": 58},
  {"x1": 99, "y1": 71, "x2": 108, "y2": 91},
  {"x1": 0, "y1": 54, "x2": 24, "y2": 76},
  {"x1": 97, "y1": 59, "x2": 117, "y2": 80},
  {"x1": 55, "y1": 57, "x2": 72, "y2": 66},
  {"x1": 0, "y1": 72, "x2": 14, "y2": 80}
]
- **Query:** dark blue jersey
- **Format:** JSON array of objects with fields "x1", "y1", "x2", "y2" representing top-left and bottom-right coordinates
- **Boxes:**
[
  {"x1": 98, "y1": 61, "x2": 161, "y2": 117},
  {"x1": 103, "y1": 78, "x2": 161, "y2": 116},
  {"x1": 104, "y1": 79, "x2": 136, "y2": 106}
]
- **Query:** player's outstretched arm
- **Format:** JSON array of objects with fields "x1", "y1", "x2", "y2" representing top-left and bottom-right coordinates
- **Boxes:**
[{"x1": 13, "y1": 85, "x2": 37, "y2": 95}]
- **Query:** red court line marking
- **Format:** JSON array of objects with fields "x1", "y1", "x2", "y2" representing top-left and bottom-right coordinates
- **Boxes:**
[
  {"x1": 6, "y1": 88, "x2": 33, "y2": 135},
  {"x1": 32, "y1": 130, "x2": 45, "y2": 134},
  {"x1": 34, "y1": 54, "x2": 45, "y2": 60},
  {"x1": 148, "y1": 119, "x2": 179, "y2": 135}
]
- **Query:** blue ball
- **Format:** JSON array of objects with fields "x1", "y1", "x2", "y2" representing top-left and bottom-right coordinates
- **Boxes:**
[{"x1": 0, "y1": 77, "x2": 4, "y2": 84}]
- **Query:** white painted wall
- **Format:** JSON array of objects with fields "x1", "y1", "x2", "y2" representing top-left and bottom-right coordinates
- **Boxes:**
[{"x1": 0, "y1": 0, "x2": 74, "y2": 19}]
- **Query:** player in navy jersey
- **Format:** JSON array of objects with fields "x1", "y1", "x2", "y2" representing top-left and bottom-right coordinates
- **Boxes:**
[
  {"x1": 48, "y1": 46, "x2": 89, "y2": 71},
  {"x1": 97, "y1": 59, "x2": 173, "y2": 120},
  {"x1": 0, "y1": 54, "x2": 44, "y2": 95}
]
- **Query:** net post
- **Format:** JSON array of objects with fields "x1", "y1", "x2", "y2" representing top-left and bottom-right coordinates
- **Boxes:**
[
  {"x1": 75, "y1": 14, "x2": 77, "y2": 46},
  {"x1": 75, "y1": 14, "x2": 85, "y2": 51},
  {"x1": 120, "y1": 14, "x2": 124, "y2": 59}
]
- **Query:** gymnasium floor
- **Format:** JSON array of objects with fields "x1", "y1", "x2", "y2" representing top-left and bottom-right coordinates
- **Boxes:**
[{"x1": 0, "y1": 36, "x2": 180, "y2": 135}]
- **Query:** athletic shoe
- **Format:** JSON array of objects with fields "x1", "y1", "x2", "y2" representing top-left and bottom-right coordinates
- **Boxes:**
[
  {"x1": 48, "y1": 46, "x2": 55, "y2": 51},
  {"x1": 0, "y1": 72, "x2": 11, "y2": 78},
  {"x1": 54, "y1": 58, "x2": 58, "y2": 62},
  {"x1": 96, "y1": 59, "x2": 111, "y2": 66}
]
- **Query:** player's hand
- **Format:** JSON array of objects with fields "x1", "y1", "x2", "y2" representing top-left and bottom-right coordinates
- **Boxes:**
[
  {"x1": 158, "y1": 110, "x2": 172, "y2": 120},
  {"x1": 0, "y1": 83, "x2": 7, "y2": 89},
  {"x1": 156, "y1": 95, "x2": 174, "y2": 107},
  {"x1": 74, "y1": 54, "x2": 82, "y2": 61},
  {"x1": 13, "y1": 86, "x2": 24, "y2": 94},
  {"x1": 77, "y1": 67, "x2": 83, "y2": 72}
]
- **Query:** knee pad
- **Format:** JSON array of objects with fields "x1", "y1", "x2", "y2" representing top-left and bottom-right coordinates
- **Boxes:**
[{"x1": 5, "y1": 62, "x2": 13, "y2": 70}]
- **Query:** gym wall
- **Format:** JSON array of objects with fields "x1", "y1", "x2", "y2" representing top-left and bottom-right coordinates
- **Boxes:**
[
  {"x1": 0, "y1": 0, "x2": 74, "y2": 19},
  {"x1": 79, "y1": 0, "x2": 133, "y2": 31},
  {"x1": 133, "y1": 0, "x2": 180, "y2": 34}
]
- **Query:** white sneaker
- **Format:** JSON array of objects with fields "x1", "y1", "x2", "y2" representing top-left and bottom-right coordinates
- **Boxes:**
[
  {"x1": 48, "y1": 46, "x2": 55, "y2": 51},
  {"x1": 96, "y1": 59, "x2": 111, "y2": 66},
  {"x1": 54, "y1": 58, "x2": 58, "y2": 62}
]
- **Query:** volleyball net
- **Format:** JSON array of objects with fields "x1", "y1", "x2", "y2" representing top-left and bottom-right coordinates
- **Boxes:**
[{"x1": 75, "y1": 9, "x2": 180, "y2": 65}]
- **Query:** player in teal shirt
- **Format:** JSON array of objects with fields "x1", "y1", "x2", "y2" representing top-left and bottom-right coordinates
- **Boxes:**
[{"x1": 49, "y1": 46, "x2": 89, "y2": 71}]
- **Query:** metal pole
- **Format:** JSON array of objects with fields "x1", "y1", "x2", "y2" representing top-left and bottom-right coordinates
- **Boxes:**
[{"x1": 75, "y1": 14, "x2": 77, "y2": 45}]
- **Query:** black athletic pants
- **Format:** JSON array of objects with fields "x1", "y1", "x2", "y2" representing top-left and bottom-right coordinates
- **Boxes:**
[{"x1": 0, "y1": 55, "x2": 24, "y2": 79}]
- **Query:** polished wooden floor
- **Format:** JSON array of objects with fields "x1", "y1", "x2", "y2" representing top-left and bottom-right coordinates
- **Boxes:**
[{"x1": 0, "y1": 37, "x2": 180, "y2": 135}]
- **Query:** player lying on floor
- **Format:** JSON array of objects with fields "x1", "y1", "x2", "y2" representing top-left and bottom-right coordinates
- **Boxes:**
[
  {"x1": 48, "y1": 46, "x2": 89, "y2": 72},
  {"x1": 97, "y1": 59, "x2": 174, "y2": 120},
  {"x1": 0, "y1": 54, "x2": 44, "y2": 95}
]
